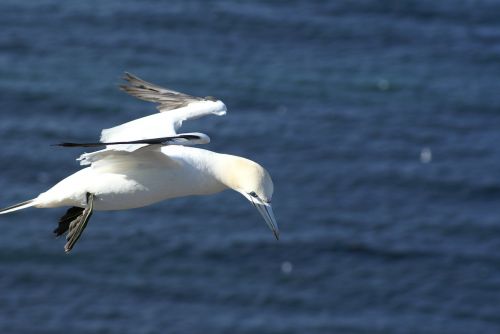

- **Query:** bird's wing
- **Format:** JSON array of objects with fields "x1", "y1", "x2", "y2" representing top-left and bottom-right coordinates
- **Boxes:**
[
  {"x1": 69, "y1": 73, "x2": 227, "y2": 164},
  {"x1": 102, "y1": 73, "x2": 227, "y2": 142},
  {"x1": 79, "y1": 144, "x2": 177, "y2": 171},
  {"x1": 120, "y1": 72, "x2": 204, "y2": 112},
  {"x1": 64, "y1": 192, "x2": 94, "y2": 253}
]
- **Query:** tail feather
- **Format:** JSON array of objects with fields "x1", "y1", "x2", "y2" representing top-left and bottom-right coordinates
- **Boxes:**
[{"x1": 0, "y1": 199, "x2": 37, "y2": 214}]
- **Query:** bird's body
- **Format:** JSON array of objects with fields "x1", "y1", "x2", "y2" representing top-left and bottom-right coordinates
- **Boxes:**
[
  {"x1": 36, "y1": 146, "x2": 232, "y2": 210},
  {"x1": 0, "y1": 73, "x2": 278, "y2": 252}
]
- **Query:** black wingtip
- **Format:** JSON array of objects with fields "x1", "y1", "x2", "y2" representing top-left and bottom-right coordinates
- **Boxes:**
[
  {"x1": 119, "y1": 84, "x2": 131, "y2": 93},
  {"x1": 53, "y1": 143, "x2": 81, "y2": 147},
  {"x1": 123, "y1": 72, "x2": 140, "y2": 82},
  {"x1": 53, "y1": 142, "x2": 104, "y2": 148}
]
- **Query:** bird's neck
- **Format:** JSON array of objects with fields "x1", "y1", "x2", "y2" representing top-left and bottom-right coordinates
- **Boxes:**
[
  {"x1": 210, "y1": 153, "x2": 255, "y2": 192},
  {"x1": 170, "y1": 147, "x2": 253, "y2": 193}
]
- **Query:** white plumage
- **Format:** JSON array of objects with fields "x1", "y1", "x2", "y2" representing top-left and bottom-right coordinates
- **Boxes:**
[{"x1": 0, "y1": 73, "x2": 278, "y2": 253}]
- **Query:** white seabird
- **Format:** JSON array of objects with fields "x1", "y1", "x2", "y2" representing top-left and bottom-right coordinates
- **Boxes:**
[{"x1": 0, "y1": 73, "x2": 278, "y2": 252}]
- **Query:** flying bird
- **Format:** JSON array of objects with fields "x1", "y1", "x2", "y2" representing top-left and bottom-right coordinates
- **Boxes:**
[{"x1": 0, "y1": 73, "x2": 278, "y2": 253}]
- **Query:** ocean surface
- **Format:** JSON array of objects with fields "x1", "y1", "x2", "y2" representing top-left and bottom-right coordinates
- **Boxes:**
[{"x1": 1, "y1": 1, "x2": 500, "y2": 333}]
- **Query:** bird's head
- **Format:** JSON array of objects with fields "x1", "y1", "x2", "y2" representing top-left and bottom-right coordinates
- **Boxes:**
[{"x1": 221, "y1": 156, "x2": 279, "y2": 240}]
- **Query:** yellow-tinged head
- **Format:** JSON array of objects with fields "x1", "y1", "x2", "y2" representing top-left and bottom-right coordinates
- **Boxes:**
[{"x1": 218, "y1": 155, "x2": 278, "y2": 239}]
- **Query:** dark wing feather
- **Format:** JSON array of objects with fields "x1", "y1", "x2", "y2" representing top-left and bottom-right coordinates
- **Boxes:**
[
  {"x1": 64, "y1": 193, "x2": 95, "y2": 253},
  {"x1": 120, "y1": 72, "x2": 204, "y2": 111},
  {"x1": 54, "y1": 206, "x2": 84, "y2": 237},
  {"x1": 55, "y1": 133, "x2": 208, "y2": 148}
]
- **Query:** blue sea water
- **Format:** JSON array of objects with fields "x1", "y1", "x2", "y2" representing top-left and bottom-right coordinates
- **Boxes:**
[{"x1": 1, "y1": 1, "x2": 500, "y2": 333}]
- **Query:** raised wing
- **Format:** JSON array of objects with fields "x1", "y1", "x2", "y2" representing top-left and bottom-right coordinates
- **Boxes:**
[
  {"x1": 61, "y1": 73, "x2": 227, "y2": 165},
  {"x1": 100, "y1": 73, "x2": 227, "y2": 144},
  {"x1": 121, "y1": 72, "x2": 206, "y2": 112}
]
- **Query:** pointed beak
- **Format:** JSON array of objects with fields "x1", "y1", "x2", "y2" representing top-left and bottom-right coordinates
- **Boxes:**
[{"x1": 253, "y1": 201, "x2": 279, "y2": 240}]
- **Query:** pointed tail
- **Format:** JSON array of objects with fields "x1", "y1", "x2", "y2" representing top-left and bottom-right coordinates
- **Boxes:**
[{"x1": 0, "y1": 199, "x2": 37, "y2": 215}]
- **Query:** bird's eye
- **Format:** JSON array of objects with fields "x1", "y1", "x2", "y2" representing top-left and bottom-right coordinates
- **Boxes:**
[{"x1": 249, "y1": 191, "x2": 258, "y2": 198}]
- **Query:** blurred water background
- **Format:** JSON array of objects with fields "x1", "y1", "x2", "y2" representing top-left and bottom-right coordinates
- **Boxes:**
[{"x1": 1, "y1": 1, "x2": 500, "y2": 333}]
